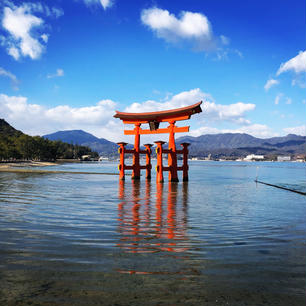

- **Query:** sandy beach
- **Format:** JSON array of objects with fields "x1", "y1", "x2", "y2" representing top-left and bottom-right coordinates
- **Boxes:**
[
  {"x1": 0, "y1": 161, "x2": 121, "y2": 175},
  {"x1": 0, "y1": 161, "x2": 57, "y2": 169}
]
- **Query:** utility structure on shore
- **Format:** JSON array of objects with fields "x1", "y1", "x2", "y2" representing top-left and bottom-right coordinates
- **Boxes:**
[{"x1": 114, "y1": 101, "x2": 202, "y2": 182}]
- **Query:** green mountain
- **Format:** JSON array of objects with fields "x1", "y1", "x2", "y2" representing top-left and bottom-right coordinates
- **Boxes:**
[{"x1": 0, "y1": 119, "x2": 98, "y2": 161}]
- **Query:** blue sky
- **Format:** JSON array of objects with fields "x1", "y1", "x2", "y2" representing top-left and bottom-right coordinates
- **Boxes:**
[{"x1": 0, "y1": 0, "x2": 305, "y2": 142}]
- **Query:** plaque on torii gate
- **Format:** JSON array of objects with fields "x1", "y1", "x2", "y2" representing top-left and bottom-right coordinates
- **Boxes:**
[{"x1": 113, "y1": 101, "x2": 202, "y2": 182}]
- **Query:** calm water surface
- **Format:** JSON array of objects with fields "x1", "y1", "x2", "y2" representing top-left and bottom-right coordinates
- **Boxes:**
[{"x1": 0, "y1": 161, "x2": 305, "y2": 306}]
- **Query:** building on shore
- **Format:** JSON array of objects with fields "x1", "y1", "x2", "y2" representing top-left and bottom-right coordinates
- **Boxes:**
[
  {"x1": 295, "y1": 155, "x2": 305, "y2": 162},
  {"x1": 277, "y1": 156, "x2": 291, "y2": 162},
  {"x1": 205, "y1": 154, "x2": 212, "y2": 160},
  {"x1": 244, "y1": 154, "x2": 264, "y2": 161}
]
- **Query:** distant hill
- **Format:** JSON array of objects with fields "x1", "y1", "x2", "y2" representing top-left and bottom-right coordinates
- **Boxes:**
[
  {"x1": 43, "y1": 130, "x2": 118, "y2": 155},
  {"x1": 43, "y1": 129, "x2": 306, "y2": 158},
  {"x1": 44, "y1": 130, "x2": 100, "y2": 144},
  {"x1": 177, "y1": 133, "x2": 262, "y2": 149},
  {"x1": 176, "y1": 133, "x2": 306, "y2": 157}
]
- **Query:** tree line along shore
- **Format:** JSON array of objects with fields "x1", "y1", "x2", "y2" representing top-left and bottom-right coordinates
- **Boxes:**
[{"x1": 0, "y1": 119, "x2": 98, "y2": 162}]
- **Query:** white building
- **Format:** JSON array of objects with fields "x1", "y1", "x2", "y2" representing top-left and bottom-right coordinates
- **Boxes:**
[
  {"x1": 244, "y1": 154, "x2": 264, "y2": 161},
  {"x1": 277, "y1": 156, "x2": 291, "y2": 162},
  {"x1": 81, "y1": 155, "x2": 91, "y2": 161}
]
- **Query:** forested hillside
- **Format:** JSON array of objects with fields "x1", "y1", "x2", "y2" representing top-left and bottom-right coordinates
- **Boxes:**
[{"x1": 0, "y1": 119, "x2": 98, "y2": 161}]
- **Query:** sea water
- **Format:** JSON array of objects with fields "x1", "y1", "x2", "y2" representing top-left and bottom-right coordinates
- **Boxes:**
[{"x1": 0, "y1": 161, "x2": 305, "y2": 305}]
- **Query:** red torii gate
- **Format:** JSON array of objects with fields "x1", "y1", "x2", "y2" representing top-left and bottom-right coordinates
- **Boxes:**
[{"x1": 114, "y1": 101, "x2": 202, "y2": 182}]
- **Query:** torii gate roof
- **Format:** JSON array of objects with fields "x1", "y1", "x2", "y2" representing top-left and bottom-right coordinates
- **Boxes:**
[{"x1": 114, "y1": 101, "x2": 202, "y2": 123}]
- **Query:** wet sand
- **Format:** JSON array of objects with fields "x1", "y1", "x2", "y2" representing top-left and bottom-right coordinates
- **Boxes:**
[
  {"x1": 0, "y1": 161, "x2": 121, "y2": 175},
  {"x1": 1, "y1": 268, "x2": 304, "y2": 306},
  {"x1": 0, "y1": 161, "x2": 57, "y2": 169},
  {"x1": 0, "y1": 168, "x2": 120, "y2": 175}
]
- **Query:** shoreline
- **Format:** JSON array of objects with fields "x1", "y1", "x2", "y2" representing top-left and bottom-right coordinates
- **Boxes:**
[
  {"x1": 0, "y1": 168, "x2": 120, "y2": 175},
  {"x1": 0, "y1": 160, "x2": 121, "y2": 175},
  {"x1": 0, "y1": 161, "x2": 58, "y2": 169}
]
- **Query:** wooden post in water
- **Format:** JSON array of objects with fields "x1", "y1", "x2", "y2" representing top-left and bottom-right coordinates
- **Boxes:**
[
  {"x1": 155, "y1": 141, "x2": 165, "y2": 183},
  {"x1": 180, "y1": 143, "x2": 190, "y2": 182},
  {"x1": 132, "y1": 123, "x2": 141, "y2": 180},
  {"x1": 144, "y1": 144, "x2": 153, "y2": 180},
  {"x1": 117, "y1": 142, "x2": 127, "y2": 180},
  {"x1": 168, "y1": 121, "x2": 179, "y2": 182}
]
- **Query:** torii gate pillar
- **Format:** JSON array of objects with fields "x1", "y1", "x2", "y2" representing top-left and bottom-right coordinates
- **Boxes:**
[
  {"x1": 168, "y1": 121, "x2": 178, "y2": 182},
  {"x1": 132, "y1": 123, "x2": 141, "y2": 180}
]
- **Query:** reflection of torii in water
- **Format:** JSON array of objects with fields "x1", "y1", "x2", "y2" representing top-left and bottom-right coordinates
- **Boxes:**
[
  {"x1": 117, "y1": 180, "x2": 190, "y2": 255},
  {"x1": 114, "y1": 102, "x2": 202, "y2": 182}
]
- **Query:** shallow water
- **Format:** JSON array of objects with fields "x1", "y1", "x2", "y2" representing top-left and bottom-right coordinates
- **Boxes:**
[{"x1": 0, "y1": 161, "x2": 305, "y2": 306}]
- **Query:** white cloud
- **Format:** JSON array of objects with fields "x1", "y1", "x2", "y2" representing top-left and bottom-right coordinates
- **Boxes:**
[
  {"x1": 14, "y1": 2, "x2": 64, "y2": 18},
  {"x1": 285, "y1": 97, "x2": 292, "y2": 105},
  {"x1": 204, "y1": 101, "x2": 255, "y2": 124},
  {"x1": 41, "y1": 33, "x2": 48, "y2": 43},
  {"x1": 188, "y1": 126, "x2": 220, "y2": 137},
  {"x1": 277, "y1": 51, "x2": 306, "y2": 76},
  {"x1": 214, "y1": 48, "x2": 243, "y2": 61},
  {"x1": 100, "y1": 0, "x2": 113, "y2": 9},
  {"x1": 274, "y1": 93, "x2": 283, "y2": 105},
  {"x1": 274, "y1": 94, "x2": 293, "y2": 105},
  {"x1": 47, "y1": 68, "x2": 64, "y2": 79},
  {"x1": 125, "y1": 88, "x2": 255, "y2": 126},
  {"x1": 0, "y1": 67, "x2": 19, "y2": 90},
  {"x1": 234, "y1": 49, "x2": 243, "y2": 58},
  {"x1": 283, "y1": 125, "x2": 306, "y2": 136},
  {"x1": 220, "y1": 35, "x2": 230, "y2": 45},
  {"x1": 291, "y1": 77, "x2": 306, "y2": 88},
  {"x1": 50, "y1": 7, "x2": 64, "y2": 18},
  {"x1": 1, "y1": 3, "x2": 63, "y2": 60},
  {"x1": 83, "y1": 0, "x2": 113, "y2": 10},
  {"x1": 2, "y1": 6, "x2": 44, "y2": 60},
  {"x1": 141, "y1": 7, "x2": 217, "y2": 51},
  {"x1": 8, "y1": 46, "x2": 20, "y2": 60},
  {"x1": 0, "y1": 89, "x2": 265, "y2": 142},
  {"x1": 122, "y1": 88, "x2": 256, "y2": 143},
  {"x1": 264, "y1": 78, "x2": 279, "y2": 91},
  {"x1": 124, "y1": 88, "x2": 211, "y2": 113},
  {"x1": 0, "y1": 93, "x2": 121, "y2": 140}
]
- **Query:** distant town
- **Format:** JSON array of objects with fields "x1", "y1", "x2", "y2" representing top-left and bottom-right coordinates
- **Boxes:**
[
  {"x1": 85, "y1": 153, "x2": 305, "y2": 163},
  {"x1": 188, "y1": 153, "x2": 305, "y2": 162}
]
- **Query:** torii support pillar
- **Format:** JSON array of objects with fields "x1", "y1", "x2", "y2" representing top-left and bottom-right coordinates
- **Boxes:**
[
  {"x1": 132, "y1": 123, "x2": 141, "y2": 180},
  {"x1": 155, "y1": 141, "x2": 165, "y2": 183},
  {"x1": 117, "y1": 142, "x2": 128, "y2": 180},
  {"x1": 180, "y1": 143, "x2": 190, "y2": 182},
  {"x1": 168, "y1": 121, "x2": 179, "y2": 182},
  {"x1": 144, "y1": 144, "x2": 153, "y2": 180}
]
